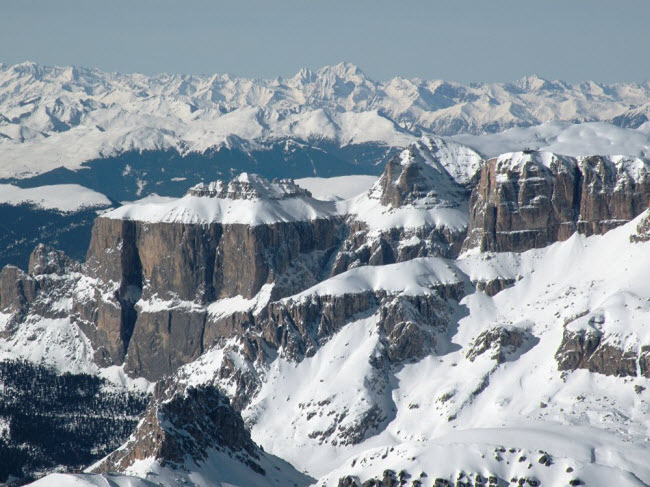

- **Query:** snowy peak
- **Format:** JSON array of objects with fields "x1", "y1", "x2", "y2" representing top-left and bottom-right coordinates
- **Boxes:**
[
  {"x1": 509, "y1": 74, "x2": 569, "y2": 94},
  {"x1": 187, "y1": 173, "x2": 311, "y2": 200},
  {"x1": 4, "y1": 60, "x2": 650, "y2": 181},
  {"x1": 371, "y1": 139, "x2": 471, "y2": 209}
]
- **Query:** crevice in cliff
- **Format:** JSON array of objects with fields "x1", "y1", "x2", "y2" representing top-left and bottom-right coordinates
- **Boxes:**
[
  {"x1": 572, "y1": 163, "x2": 583, "y2": 222},
  {"x1": 116, "y1": 220, "x2": 143, "y2": 357}
]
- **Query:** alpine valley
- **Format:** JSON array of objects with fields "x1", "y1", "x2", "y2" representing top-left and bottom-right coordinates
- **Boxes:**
[{"x1": 1, "y1": 62, "x2": 650, "y2": 487}]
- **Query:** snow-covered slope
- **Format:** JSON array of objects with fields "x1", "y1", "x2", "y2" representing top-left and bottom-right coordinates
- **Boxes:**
[
  {"x1": 242, "y1": 214, "x2": 650, "y2": 486},
  {"x1": 2, "y1": 61, "x2": 650, "y2": 179},
  {"x1": 453, "y1": 120, "x2": 650, "y2": 158},
  {"x1": 294, "y1": 175, "x2": 378, "y2": 201},
  {"x1": 0, "y1": 184, "x2": 111, "y2": 212}
]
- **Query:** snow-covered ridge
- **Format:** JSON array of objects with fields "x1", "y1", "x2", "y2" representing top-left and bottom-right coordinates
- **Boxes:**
[
  {"x1": 104, "y1": 173, "x2": 340, "y2": 225},
  {"x1": 289, "y1": 257, "x2": 462, "y2": 300},
  {"x1": 453, "y1": 120, "x2": 650, "y2": 159},
  {"x1": 2, "y1": 61, "x2": 650, "y2": 179},
  {"x1": 294, "y1": 175, "x2": 378, "y2": 201},
  {"x1": 0, "y1": 183, "x2": 111, "y2": 212}
]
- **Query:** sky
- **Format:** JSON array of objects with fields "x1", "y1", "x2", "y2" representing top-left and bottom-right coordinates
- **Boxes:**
[{"x1": 1, "y1": 0, "x2": 650, "y2": 83}]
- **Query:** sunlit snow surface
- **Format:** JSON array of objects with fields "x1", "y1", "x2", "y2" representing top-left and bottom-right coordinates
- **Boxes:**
[
  {"x1": 2, "y1": 62, "x2": 650, "y2": 180},
  {"x1": 0, "y1": 184, "x2": 111, "y2": 212},
  {"x1": 295, "y1": 175, "x2": 378, "y2": 201},
  {"x1": 453, "y1": 120, "x2": 650, "y2": 158},
  {"x1": 241, "y1": 214, "x2": 650, "y2": 485}
]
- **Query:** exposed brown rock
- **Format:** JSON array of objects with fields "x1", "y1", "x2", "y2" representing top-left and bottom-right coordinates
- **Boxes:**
[
  {"x1": 467, "y1": 326, "x2": 536, "y2": 364},
  {"x1": 464, "y1": 152, "x2": 650, "y2": 253},
  {"x1": 555, "y1": 327, "x2": 646, "y2": 378},
  {"x1": 125, "y1": 308, "x2": 207, "y2": 379},
  {"x1": 93, "y1": 378, "x2": 263, "y2": 474},
  {"x1": 630, "y1": 209, "x2": 650, "y2": 242},
  {"x1": 334, "y1": 224, "x2": 467, "y2": 276},
  {"x1": 82, "y1": 213, "x2": 343, "y2": 378},
  {"x1": 87, "y1": 217, "x2": 342, "y2": 303},
  {"x1": 473, "y1": 277, "x2": 517, "y2": 297},
  {"x1": 0, "y1": 265, "x2": 37, "y2": 335}
]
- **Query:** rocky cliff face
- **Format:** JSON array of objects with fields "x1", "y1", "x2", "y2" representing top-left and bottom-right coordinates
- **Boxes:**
[
  {"x1": 87, "y1": 176, "x2": 343, "y2": 303},
  {"x1": 79, "y1": 175, "x2": 347, "y2": 379},
  {"x1": 85, "y1": 216, "x2": 342, "y2": 377},
  {"x1": 91, "y1": 374, "x2": 313, "y2": 487},
  {"x1": 0, "y1": 265, "x2": 38, "y2": 336},
  {"x1": 181, "y1": 279, "x2": 466, "y2": 414},
  {"x1": 335, "y1": 140, "x2": 474, "y2": 273},
  {"x1": 2, "y1": 160, "x2": 470, "y2": 383},
  {"x1": 0, "y1": 244, "x2": 133, "y2": 366},
  {"x1": 463, "y1": 151, "x2": 650, "y2": 252},
  {"x1": 93, "y1": 378, "x2": 262, "y2": 473}
]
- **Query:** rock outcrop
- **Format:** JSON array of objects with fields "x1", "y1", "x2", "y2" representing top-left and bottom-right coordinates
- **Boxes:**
[
  {"x1": 467, "y1": 326, "x2": 537, "y2": 364},
  {"x1": 336, "y1": 140, "x2": 474, "y2": 273},
  {"x1": 472, "y1": 277, "x2": 517, "y2": 297},
  {"x1": 555, "y1": 312, "x2": 650, "y2": 378},
  {"x1": 93, "y1": 378, "x2": 263, "y2": 473},
  {"x1": 463, "y1": 152, "x2": 650, "y2": 252},
  {"x1": 630, "y1": 209, "x2": 650, "y2": 242},
  {"x1": 556, "y1": 328, "x2": 649, "y2": 378}
]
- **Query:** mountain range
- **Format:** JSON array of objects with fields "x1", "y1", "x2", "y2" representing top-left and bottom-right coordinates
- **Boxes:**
[
  {"x1": 1, "y1": 132, "x2": 650, "y2": 485},
  {"x1": 2, "y1": 61, "x2": 650, "y2": 487},
  {"x1": 2, "y1": 61, "x2": 650, "y2": 180}
]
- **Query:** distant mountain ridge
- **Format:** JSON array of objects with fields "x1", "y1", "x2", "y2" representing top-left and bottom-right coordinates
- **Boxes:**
[{"x1": 2, "y1": 61, "x2": 650, "y2": 179}]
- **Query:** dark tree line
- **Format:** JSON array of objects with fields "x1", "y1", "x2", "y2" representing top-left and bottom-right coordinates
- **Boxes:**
[{"x1": 0, "y1": 359, "x2": 149, "y2": 484}]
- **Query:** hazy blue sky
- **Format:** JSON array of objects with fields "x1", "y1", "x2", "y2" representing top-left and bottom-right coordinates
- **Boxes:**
[{"x1": 2, "y1": 0, "x2": 649, "y2": 83}]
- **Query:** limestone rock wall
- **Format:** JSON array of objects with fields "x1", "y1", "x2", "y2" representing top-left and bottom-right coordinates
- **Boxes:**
[
  {"x1": 463, "y1": 153, "x2": 650, "y2": 253},
  {"x1": 87, "y1": 217, "x2": 343, "y2": 302}
]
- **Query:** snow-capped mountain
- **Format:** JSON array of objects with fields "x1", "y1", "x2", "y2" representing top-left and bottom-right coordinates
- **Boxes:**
[
  {"x1": 4, "y1": 60, "x2": 650, "y2": 486},
  {"x1": 1, "y1": 137, "x2": 650, "y2": 486},
  {"x1": 2, "y1": 61, "x2": 650, "y2": 179}
]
